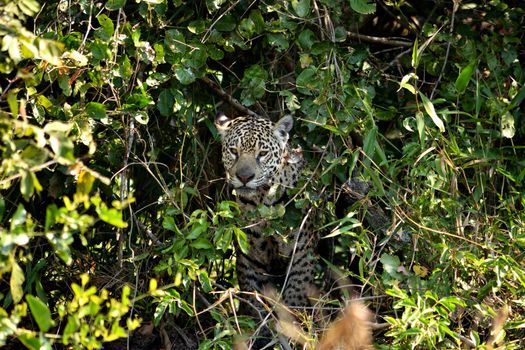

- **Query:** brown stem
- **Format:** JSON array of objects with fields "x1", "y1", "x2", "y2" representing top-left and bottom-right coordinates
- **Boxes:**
[{"x1": 347, "y1": 31, "x2": 413, "y2": 47}]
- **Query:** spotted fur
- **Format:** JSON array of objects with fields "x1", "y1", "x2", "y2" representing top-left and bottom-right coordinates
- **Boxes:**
[{"x1": 215, "y1": 113, "x2": 317, "y2": 347}]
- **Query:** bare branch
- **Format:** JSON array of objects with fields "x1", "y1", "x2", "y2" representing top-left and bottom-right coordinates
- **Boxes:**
[
  {"x1": 347, "y1": 31, "x2": 413, "y2": 47},
  {"x1": 200, "y1": 76, "x2": 261, "y2": 118}
]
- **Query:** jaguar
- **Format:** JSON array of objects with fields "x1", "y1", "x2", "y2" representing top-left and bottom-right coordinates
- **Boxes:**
[{"x1": 215, "y1": 112, "x2": 317, "y2": 347}]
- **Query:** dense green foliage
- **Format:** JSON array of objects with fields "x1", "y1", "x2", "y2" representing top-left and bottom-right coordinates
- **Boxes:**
[{"x1": 1, "y1": 0, "x2": 524, "y2": 348}]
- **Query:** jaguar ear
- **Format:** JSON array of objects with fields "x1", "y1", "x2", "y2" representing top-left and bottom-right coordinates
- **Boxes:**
[
  {"x1": 273, "y1": 115, "x2": 293, "y2": 143},
  {"x1": 215, "y1": 112, "x2": 231, "y2": 136}
]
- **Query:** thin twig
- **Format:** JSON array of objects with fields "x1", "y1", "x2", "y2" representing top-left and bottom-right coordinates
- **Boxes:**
[
  {"x1": 80, "y1": 0, "x2": 94, "y2": 50},
  {"x1": 430, "y1": 0, "x2": 459, "y2": 99},
  {"x1": 118, "y1": 114, "x2": 134, "y2": 267},
  {"x1": 0, "y1": 160, "x2": 56, "y2": 186},
  {"x1": 347, "y1": 31, "x2": 413, "y2": 47},
  {"x1": 199, "y1": 76, "x2": 260, "y2": 118}
]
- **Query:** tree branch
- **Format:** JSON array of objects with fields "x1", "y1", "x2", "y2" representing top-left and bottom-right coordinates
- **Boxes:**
[
  {"x1": 199, "y1": 76, "x2": 260, "y2": 118},
  {"x1": 347, "y1": 31, "x2": 413, "y2": 47}
]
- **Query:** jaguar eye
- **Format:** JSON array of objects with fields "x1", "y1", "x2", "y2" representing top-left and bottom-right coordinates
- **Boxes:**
[
  {"x1": 229, "y1": 147, "x2": 238, "y2": 156},
  {"x1": 258, "y1": 150, "x2": 269, "y2": 157}
]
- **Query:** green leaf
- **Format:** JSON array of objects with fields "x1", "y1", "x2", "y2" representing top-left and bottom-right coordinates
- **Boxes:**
[
  {"x1": 334, "y1": 26, "x2": 347, "y2": 42},
  {"x1": 17, "y1": 333, "x2": 41, "y2": 350},
  {"x1": 380, "y1": 253, "x2": 403, "y2": 280},
  {"x1": 7, "y1": 89, "x2": 19, "y2": 117},
  {"x1": 58, "y1": 74, "x2": 72, "y2": 96},
  {"x1": 105, "y1": 0, "x2": 127, "y2": 10},
  {"x1": 97, "y1": 207, "x2": 127, "y2": 228},
  {"x1": 26, "y1": 295, "x2": 53, "y2": 332},
  {"x1": 398, "y1": 73, "x2": 417, "y2": 95},
  {"x1": 198, "y1": 271, "x2": 212, "y2": 293},
  {"x1": 174, "y1": 66, "x2": 195, "y2": 85},
  {"x1": 10, "y1": 260, "x2": 25, "y2": 304},
  {"x1": 86, "y1": 102, "x2": 107, "y2": 120},
  {"x1": 19, "y1": 0, "x2": 41, "y2": 16},
  {"x1": 296, "y1": 67, "x2": 317, "y2": 95},
  {"x1": 207, "y1": 45, "x2": 224, "y2": 60},
  {"x1": 90, "y1": 41, "x2": 111, "y2": 61},
  {"x1": 133, "y1": 111, "x2": 149, "y2": 125},
  {"x1": 20, "y1": 170, "x2": 35, "y2": 200},
  {"x1": 37, "y1": 95, "x2": 53, "y2": 110},
  {"x1": 363, "y1": 126, "x2": 377, "y2": 160},
  {"x1": 0, "y1": 197, "x2": 4, "y2": 222},
  {"x1": 297, "y1": 30, "x2": 316, "y2": 50},
  {"x1": 153, "y1": 301, "x2": 168, "y2": 326},
  {"x1": 419, "y1": 92, "x2": 445, "y2": 132},
  {"x1": 118, "y1": 55, "x2": 132, "y2": 80},
  {"x1": 240, "y1": 65, "x2": 268, "y2": 106},
  {"x1": 125, "y1": 93, "x2": 153, "y2": 109},
  {"x1": 349, "y1": 0, "x2": 376, "y2": 14},
  {"x1": 188, "y1": 20, "x2": 206, "y2": 34},
  {"x1": 6, "y1": 36, "x2": 22, "y2": 63},
  {"x1": 46, "y1": 232, "x2": 73, "y2": 265},
  {"x1": 48, "y1": 134, "x2": 75, "y2": 164},
  {"x1": 415, "y1": 111, "x2": 425, "y2": 143},
  {"x1": 10, "y1": 204, "x2": 27, "y2": 231},
  {"x1": 191, "y1": 238, "x2": 213, "y2": 250},
  {"x1": 214, "y1": 14, "x2": 236, "y2": 31},
  {"x1": 234, "y1": 227, "x2": 249, "y2": 254},
  {"x1": 157, "y1": 90, "x2": 174, "y2": 117},
  {"x1": 291, "y1": 0, "x2": 311, "y2": 17},
  {"x1": 96, "y1": 14, "x2": 115, "y2": 41},
  {"x1": 455, "y1": 61, "x2": 476, "y2": 94},
  {"x1": 266, "y1": 33, "x2": 289, "y2": 51},
  {"x1": 238, "y1": 18, "x2": 256, "y2": 39},
  {"x1": 249, "y1": 10, "x2": 265, "y2": 33},
  {"x1": 206, "y1": 0, "x2": 226, "y2": 13},
  {"x1": 186, "y1": 223, "x2": 208, "y2": 240},
  {"x1": 162, "y1": 216, "x2": 178, "y2": 232}
]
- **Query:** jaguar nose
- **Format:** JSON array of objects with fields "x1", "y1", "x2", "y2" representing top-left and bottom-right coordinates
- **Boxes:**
[{"x1": 236, "y1": 167, "x2": 255, "y2": 185}]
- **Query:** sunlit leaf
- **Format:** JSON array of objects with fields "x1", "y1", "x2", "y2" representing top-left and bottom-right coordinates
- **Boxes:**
[
  {"x1": 419, "y1": 92, "x2": 445, "y2": 132},
  {"x1": 10, "y1": 260, "x2": 25, "y2": 304},
  {"x1": 415, "y1": 111, "x2": 425, "y2": 143},
  {"x1": 27, "y1": 295, "x2": 53, "y2": 332},
  {"x1": 10, "y1": 204, "x2": 27, "y2": 230},
  {"x1": 17, "y1": 333, "x2": 41, "y2": 350},
  {"x1": 97, "y1": 206, "x2": 128, "y2": 228},
  {"x1": 96, "y1": 14, "x2": 115, "y2": 41},
  {"x1": 501, "y1": 112, "x2": 515, "y2": 138},
  {"x1": 413, "y1": 265, "x2": 429, "y2": 277},
  {"x1": 20, "y1": 170, "x2": 35, "y2": 200},
  {"x1": 7, "y1": 89, "x2": 19, "y2": 117},
  {"x1": 19, "y1": 0, "x2": 41, "y2": 16},
  {"x1": 133, "y1": 111, "x2": 149, "y2": 125}
]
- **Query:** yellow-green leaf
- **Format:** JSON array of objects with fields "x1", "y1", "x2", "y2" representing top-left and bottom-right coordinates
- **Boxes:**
[
  {"x1": 27, "y1": 295, "x2": 53, "y2": 332},
  {"x1": 419, "y1": 92, "x2": 445, "y2": 133},
  {"x1": 11, "y1": 260, "x2": 25, "y2": 304}
]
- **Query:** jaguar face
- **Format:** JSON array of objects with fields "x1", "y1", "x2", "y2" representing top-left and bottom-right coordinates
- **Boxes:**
[{"x1": 215, "y1": 113, "x2": 293, "y2": 197}]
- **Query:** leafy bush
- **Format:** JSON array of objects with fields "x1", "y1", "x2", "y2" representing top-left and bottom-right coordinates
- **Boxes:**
[{"x1": 0, "y1": 0, "x2": 523, "y2": 348}]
